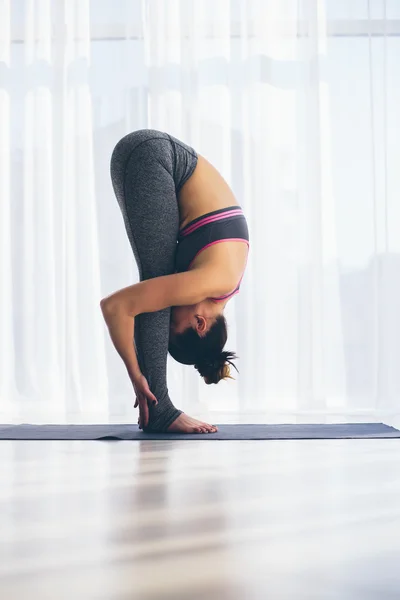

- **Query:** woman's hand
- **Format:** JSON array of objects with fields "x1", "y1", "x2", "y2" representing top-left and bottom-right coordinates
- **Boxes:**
[{"x1": 132, "y1": 374, "x2": 158, "y2": 429}]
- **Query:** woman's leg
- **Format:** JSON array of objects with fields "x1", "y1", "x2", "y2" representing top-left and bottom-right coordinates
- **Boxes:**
[{"x1": 110, "y1": 130, "x2": 197, "y2": 431}]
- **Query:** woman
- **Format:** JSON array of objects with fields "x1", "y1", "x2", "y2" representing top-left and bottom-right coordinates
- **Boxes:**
[{"x1": 101, "y1": 130, "x2": 249, "y2": 434}]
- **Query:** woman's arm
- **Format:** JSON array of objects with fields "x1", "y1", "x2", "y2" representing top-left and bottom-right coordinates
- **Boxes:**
[
  {"x1": 100, "y1": 301, "x2": 142, "y2": 381},
  {"x1": 100, "y1": 267, "x2": 230, "y2": 385},
  {"x1": 100, "y1": 303, "x2": 158, "y2": 427},
  {"x1": 100, "y1": 267, "x2": 229, "y2": 319},
  {"x1": 100, "y1": 268, "x2": 222, "y2": 378}
]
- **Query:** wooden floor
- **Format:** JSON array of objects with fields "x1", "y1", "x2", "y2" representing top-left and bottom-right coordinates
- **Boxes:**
[{"x1": 1, "y1": 439, "x2": 400, "y2": 600}]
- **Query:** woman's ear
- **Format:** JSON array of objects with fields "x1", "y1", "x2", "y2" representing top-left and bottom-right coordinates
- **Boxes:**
[{"x1": 195, "y1": 315, "x2": 207, "y2": 334}]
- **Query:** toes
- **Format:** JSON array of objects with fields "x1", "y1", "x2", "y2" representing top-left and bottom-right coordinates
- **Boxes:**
[
  {"x1": 190, "y1": 423, "x2": 217, "y2": 434},
  {"x1": 202, "y1": 424, "x2": 216, "y2": 433}
]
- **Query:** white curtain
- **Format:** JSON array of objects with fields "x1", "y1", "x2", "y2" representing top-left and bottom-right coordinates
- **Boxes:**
[{"x1": 1, "y1": 0, "x2": 400, "y2": 423}]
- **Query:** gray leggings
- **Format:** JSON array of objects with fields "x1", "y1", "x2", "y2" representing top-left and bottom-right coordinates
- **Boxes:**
[{"x1": 110, "y1": 130, "x2": 198, "y2": 431}]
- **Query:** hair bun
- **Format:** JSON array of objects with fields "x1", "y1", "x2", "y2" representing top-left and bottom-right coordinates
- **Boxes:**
[{"x1": 195, "y1": 351, "x2": 238, "y2": 385}]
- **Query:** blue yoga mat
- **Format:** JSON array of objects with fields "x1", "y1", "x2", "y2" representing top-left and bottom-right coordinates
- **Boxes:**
[{"x1": 0, "y1": 423, "x2": 399, "y2": 440}]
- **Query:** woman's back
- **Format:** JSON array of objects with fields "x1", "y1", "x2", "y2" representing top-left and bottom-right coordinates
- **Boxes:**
[
  {"x1": 177, "y1": 155, "x2": 248, "y2": 295},
  {"x1": 178, "y1": 155, "x2": 240, "y2": 228}
]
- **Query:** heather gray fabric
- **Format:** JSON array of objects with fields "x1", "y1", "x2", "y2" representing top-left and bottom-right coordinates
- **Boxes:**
[
  {"x1": 110, "y1": 130, "x2": 198, "y2": 432},
  {"x1": 1, "y1": 423, "x2": 400, "y2": 440}
]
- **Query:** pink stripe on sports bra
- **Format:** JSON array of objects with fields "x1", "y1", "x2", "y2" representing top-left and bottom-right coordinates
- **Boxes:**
[{"x1": 181, "y1": 208, "x2": 244, "y2": 237}]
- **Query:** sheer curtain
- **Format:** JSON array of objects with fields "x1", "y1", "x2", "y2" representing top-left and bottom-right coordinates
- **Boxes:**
[{"x1": 1, "y1": 0, "x2": 399, "y2": 424}]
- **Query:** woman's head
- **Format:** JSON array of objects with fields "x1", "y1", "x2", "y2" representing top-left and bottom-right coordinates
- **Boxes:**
[{"x1": 169, "y1": 310, "x2": 238, "y2": 384}]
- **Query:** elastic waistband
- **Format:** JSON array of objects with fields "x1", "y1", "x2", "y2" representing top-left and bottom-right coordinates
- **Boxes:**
[{"x1": 179, "y1": 206, "x2": 244, "y2": 238}]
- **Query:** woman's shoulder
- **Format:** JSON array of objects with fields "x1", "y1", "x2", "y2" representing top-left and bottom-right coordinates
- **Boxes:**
[{"x1": 191, "y1": 259, "x2": 242, "y2": 298}]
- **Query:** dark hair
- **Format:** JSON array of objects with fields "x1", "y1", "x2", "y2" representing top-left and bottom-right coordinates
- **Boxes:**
[{"x1": 168, "y1": 315, "x2": 238, "y2": 384}]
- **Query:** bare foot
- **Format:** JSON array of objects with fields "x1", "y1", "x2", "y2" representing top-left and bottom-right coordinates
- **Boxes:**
[{"x1": 167, "y1": 414, "x2": 218, "y2": 434}]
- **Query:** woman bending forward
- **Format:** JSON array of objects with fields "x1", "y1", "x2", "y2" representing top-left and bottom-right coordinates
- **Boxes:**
[{"x1": 101, "y1": 130, "x2": 249, "y2": 434}]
